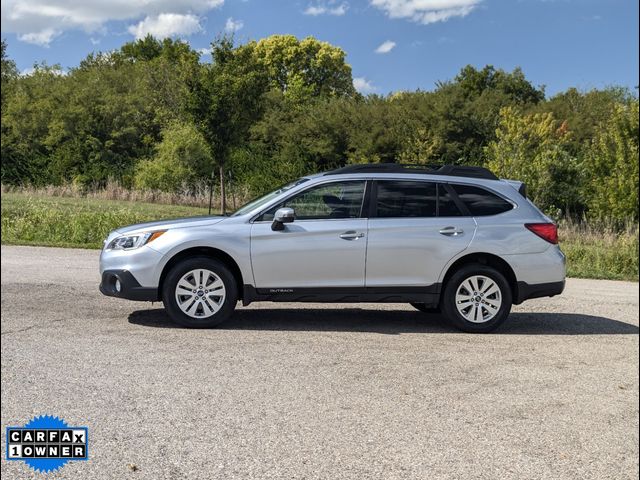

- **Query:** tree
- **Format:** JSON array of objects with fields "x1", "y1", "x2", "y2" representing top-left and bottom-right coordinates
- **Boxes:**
[
  {"x1": 188, "y1": 37, "x2": 269, "y2": 213},
  {"x1": 43, "y1": 60, "x2": 165, "y2": 185},
  {"x1": 536, "y1": 87, "x2": 634, "y2": 156},
  {"x1": 116, "y1": 35, "x2": 200, "y2": 65},
  {"x1": 1, "y1": 63, "x2": 66, "y2": 185},
  {"x1": 134, "y1": 122, "x2": 212, "y2": 192},
  {"x1": 485, "y1": 107, "x2": 581, "y2": 214},
  {"x1": 583, "y1": 100, "x2": 639, "y2": 224},
  {"x1": 244, "y1": 35, "x2": 356, "y2": 101},
  {"x1": 451, "y1": 65, "x2": 545, "y2": 104},
  {"x1": 419, "y1": 65, "x2": 547, "y2": 165},
  {"x1": 1, "y1": 39, "x2": 18, "y2": 110},
  {"x1": 1, "y1": 39, "x2": 20, "y2": 184}
]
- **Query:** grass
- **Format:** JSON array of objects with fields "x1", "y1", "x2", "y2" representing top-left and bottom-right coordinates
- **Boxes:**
[
  {"x1": 1, "y1": 192, "x2": 210, "y2": 249},
  {"x1": 1, "y1": 192, "x2": 638, "y2": 281},
  {"x1": 559, "y1": 220, "x2": 638, "y2": 281},
  {"x1": 0, "y1": 180, "x2": 249, "y2": 209}
]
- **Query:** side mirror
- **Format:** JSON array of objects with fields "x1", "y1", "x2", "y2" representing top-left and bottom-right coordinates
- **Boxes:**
[{"x1": 271, "y1": 207, "x2": 295, "y2": 231}]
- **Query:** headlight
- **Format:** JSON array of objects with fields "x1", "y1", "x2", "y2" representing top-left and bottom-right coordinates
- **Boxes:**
[{"x1": 106, "y1": 231, "x2": 166, "y2": 251}]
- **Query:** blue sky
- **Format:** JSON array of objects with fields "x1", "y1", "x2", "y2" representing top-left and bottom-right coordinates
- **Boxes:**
[{"x1": 2, "y1": 0, "x2": 638, "y2": 96}]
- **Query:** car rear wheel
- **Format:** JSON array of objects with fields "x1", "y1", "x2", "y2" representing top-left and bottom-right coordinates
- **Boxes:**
[
  {"x1": 162, "y1": 257, "x2": 237, "y2": 328},
  {"x1": 441, "y1": 264, "x2": 512, "y2": 333}
]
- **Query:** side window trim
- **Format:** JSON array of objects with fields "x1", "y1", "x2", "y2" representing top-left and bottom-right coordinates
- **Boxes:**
[
  {"x1": 367, "y1": 180, "x2": 379, "y2": 218},
  {"x1": 361, "y1": 180, "x2": 374, "y2": 219},
  {"x1": 441, "y1": 183, "x2": 471, "y2": 216},
  {"x1": 251, "y1": 179, "x2": 369, "y2": 223}
]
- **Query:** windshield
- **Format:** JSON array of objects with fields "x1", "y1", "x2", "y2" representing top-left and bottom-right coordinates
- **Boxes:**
[{"x1": 231, "y1": 178, "x2": 310, "y2": 217}]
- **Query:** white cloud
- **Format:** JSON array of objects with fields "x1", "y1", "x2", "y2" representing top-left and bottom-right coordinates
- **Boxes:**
[
  {"x1": 304, "y1": 1, "x2": 348, "y2": 16},
  {"x1": 17, "y1": 28, "x2": 60, "y2": 46},
  {"x1": 128, "y1": 13, "x2": 202, "y2": 39},
  {"x1": 197, "y1": 47, "x2": 211, "y2": 56},
  {"x1": 353, "y1": 77, "x2": 376, "y2": 94},
  {"x1": 224, "y1": 17, "x2": 243, "y2": 33},
  {"x1": 1, "y1": 0, "x2": 224, "y2": 46},
  {"x1": 370, "y1": 0, "x2": 481, "y2": 25},
  {"x1": 375, "y1": 40, "x2": 396, "y2": 54}
]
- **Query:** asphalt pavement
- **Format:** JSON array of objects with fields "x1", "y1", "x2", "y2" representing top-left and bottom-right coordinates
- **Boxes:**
[{"x1": 1, "y1": 245, "x2": 638, "y2": 479}]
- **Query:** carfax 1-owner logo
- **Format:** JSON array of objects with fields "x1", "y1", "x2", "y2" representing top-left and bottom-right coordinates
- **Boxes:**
[{"x1": 5, "y1": 415, "x2": 88, "y2": 473}]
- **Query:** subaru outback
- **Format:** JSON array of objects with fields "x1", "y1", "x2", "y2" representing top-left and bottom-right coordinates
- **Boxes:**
[{"x1": 99, "y1": 164, "x2": 565, "y2": 333}]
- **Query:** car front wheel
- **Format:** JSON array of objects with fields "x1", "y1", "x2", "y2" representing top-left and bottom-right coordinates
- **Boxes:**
[
  {"x1": 162, "y1": 257, "x2": 237, "y2": 328},
  {"x1": 441, "y1": 264, "x2": 512, "y2": 333}
]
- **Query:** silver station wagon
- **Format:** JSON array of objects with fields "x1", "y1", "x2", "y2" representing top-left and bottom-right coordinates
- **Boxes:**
[{"x1": 100, "y1": 163, "x2": 565, "y2": 333}]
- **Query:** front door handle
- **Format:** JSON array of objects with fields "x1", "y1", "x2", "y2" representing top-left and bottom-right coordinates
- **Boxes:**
[
  {"x1": 439, "y1": 226, "x2": 464, "y2": 236},
  {"x1": 340, "y1": 231, "x2": 365, "y2": 240}
]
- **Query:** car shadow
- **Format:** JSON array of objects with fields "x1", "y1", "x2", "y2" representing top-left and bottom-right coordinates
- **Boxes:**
[{"x1": 128, "y1": 307, "x2": 639, "y2": 335}]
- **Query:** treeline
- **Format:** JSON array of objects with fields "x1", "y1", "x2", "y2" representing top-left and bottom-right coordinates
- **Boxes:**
[{"x1": 1, "y1": 35, "x2": 638, "y2": 222}]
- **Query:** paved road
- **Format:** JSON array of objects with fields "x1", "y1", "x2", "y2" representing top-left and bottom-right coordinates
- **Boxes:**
[{"x1": 1, "y1": 245, "x2": 638, "y2": 479}]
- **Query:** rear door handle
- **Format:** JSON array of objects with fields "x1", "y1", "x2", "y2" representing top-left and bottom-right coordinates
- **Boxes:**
[
  {"x1": 340, "y1": 231, "x2": 365, "y2": 240},
  {"x1": 439, "y1": 226, "x2": 464, "y2": 236}
]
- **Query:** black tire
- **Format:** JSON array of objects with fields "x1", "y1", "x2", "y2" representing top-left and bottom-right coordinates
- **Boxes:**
[
  {"x1": 441, "y1": 264, "x2": 512, "y2": 333},
  {"x1": 410, "y1": 302, "x2": 440, "y2": 314},
  {"x1": 162, "y1": 256, "x2": 238, "y2": 328}
]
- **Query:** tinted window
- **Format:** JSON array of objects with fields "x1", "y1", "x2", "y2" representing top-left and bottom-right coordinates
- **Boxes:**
[
  {"x1": 376, "y1": 181, "x2": 437, "y2": 218},
  {"x1": 438, "y1": 185, "x2": 463, "y2": 217},
  {"x1": 452, "y1": 184, "x2": 513, "y2": 216},
  {"x1": 260, "y1": 181, "x2": 365, "y2": 221}
]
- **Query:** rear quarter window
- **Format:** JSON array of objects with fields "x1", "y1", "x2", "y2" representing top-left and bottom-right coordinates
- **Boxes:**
[{"x1": 452, "y1": 184, "x2": 514, "y2": 216}]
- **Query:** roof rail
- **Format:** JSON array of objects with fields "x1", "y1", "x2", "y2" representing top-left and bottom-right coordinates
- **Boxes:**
[{"x1": 324, "y1": 163, "x2": 499, "y2": 180}]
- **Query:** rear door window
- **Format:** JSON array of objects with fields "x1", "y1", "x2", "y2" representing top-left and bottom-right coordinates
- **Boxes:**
[
  {"x1": 375, "y1": 181, "x2": 437, "y2": 218},
  {"x1": 451, "y1": 184, "x2": 514, "y2": 216}
]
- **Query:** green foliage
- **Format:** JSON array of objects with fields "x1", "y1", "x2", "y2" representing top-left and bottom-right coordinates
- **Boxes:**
[
  {"x1": 451, "y1": 65, "x2": 545, "y2": 104},
  {"x1": 485, "y1": 107, "x2": 581, "y2": 214},
  {"x1": 1, "y1": 39, "x2": 18, "y2": 108},
  {"x1": 134, "y1": 123, "x2": 212, "y2": 192},
  {"x1": 115, "y1": 35, "x2": 200, "y2": 65},
  {"x1": 583, "y1": 100, "x2": 639, "y2": 224},
  {"x1": 1, "y1": 38, "x2": 199, "y2": 187},
  {"x1": 245, "y1": 35, "x2": 356, "y2": 100},
  {"x1": 1, "y1": 63, "x2": 66, "y2": 185},
  {"x1": 536, "y1": 87, "x2": 633, "y2": 156}
]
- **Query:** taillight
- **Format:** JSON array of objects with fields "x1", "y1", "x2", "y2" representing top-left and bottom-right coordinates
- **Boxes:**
[{"x1": 525, "y1": 223, "x2": 558, "y2": 244}]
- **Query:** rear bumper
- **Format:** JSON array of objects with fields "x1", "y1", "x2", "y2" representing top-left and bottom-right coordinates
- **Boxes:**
[
  {"x1": 99, "y1": 270, "x2": 159, "y2": 302},
  {"x1": 515, "y1": 280, "x2": 565, "y2": 304}
]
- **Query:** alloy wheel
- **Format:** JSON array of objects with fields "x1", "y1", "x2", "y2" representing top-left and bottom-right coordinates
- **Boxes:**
[
  {"x1": 455, "y1": 275, "x2": 502, "y2": 323},
  {"x1": 174, "y1": 269, "x2": 226, "y2": 318}
]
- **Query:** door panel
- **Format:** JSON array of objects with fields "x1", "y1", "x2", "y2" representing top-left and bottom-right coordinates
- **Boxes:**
[
  {"x1": 251, "y1": 220, "x2": 368, "y2": 288},
  {"x1": 365, "y1": 217, "x2": 476, "y2": 287}
]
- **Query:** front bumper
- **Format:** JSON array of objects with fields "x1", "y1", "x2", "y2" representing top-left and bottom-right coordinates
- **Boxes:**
[{"x1": 99, "y1": 270, "x2": 159, "y2": 302}]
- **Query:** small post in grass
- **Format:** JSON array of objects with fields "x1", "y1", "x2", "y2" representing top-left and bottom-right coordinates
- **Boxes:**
[{"x1": 208, "y1": 168, "x2": 215, "y2": 215}]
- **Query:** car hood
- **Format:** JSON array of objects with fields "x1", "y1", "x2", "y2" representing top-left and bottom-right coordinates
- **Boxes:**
[{"x1": 114, "y1": 216, "x2": 226, "y2": 235}]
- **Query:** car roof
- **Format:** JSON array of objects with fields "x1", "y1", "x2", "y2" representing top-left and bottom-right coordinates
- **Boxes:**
[{"x1": 323, "y1": 163, "x2": 498, "y2": 180}]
